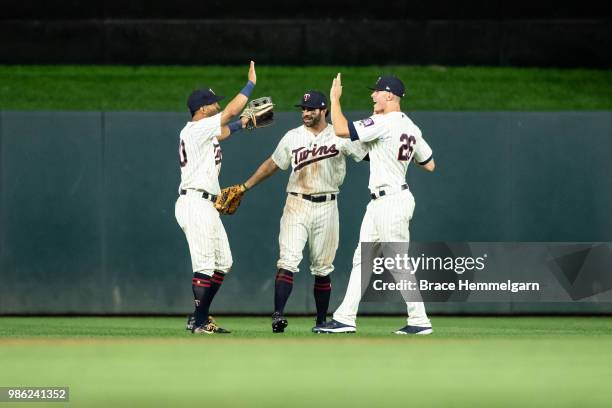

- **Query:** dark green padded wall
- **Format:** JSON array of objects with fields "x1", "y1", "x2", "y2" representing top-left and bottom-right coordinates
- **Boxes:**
[
  {"x1": 1, "y1": 111, "x2": 611, "y2": 314},
  {"x1": 1, "y1": 112, "x2": 104, "y2": 312}
]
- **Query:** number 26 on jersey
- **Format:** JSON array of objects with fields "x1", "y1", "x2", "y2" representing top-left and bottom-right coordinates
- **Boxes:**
[{"x1": 397, "y1": 134, "x2": 416, "y2": 161}]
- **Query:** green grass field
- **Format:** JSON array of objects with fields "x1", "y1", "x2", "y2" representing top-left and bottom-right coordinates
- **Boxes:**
[
  {"x1": 1, "y1": 316, "x2": 612, "y2": 407},
  {"x1": 1, "y1": 65, "x2": 611, "y2": 111}
]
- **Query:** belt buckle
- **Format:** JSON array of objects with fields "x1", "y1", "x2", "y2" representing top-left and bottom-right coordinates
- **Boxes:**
[{"x1": 303, "y1": 193, "x2": 320, "y2": 202}]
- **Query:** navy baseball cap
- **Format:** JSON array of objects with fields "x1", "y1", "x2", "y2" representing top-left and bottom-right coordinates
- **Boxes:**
[
  {"x1": 295, "y1": 90, "x2": 328, "y2": 109},
  {"x1": 187, "y1": 88, "x2": 225, "y2": 113},
  {"x1": 368, "y1": 76, "x2": 405, "y2": 97}
]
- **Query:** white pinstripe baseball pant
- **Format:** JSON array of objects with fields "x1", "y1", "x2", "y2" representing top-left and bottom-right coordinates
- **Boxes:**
[
  {"x1": 333, "y1": 188, "x2": 431, "y2": 327},
  {"x1": 277, "y1": 194, "x2": 339, "y2": 276},
  {"x1": 175, "y1": 191, "x2": 233, "y2": 276}
]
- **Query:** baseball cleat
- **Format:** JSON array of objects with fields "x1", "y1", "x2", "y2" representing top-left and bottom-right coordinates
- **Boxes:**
[
  {"x1": 192, "y1": 316, "x2": 231, "y2": 334},
  {"x1": 311, "y1": 321, "x2": 327, "y2": 333},
  {"x1": 272, "y1": 312, "x2": 288, "y2": 333},
  {"x1": 394, "y1": 325, "x2": 433, "y2": 335},
  {"x1": 317, "y1": 319, "x2": 356, "y2": 333},
  {"x1": 186, "y1": 313, "x2": 195, "y2": 331}
]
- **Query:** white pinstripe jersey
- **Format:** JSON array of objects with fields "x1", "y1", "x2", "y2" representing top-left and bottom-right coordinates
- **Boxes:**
[
  {"x1": 178, "y1": 112, "x2": 223, "y2": 195},
  {"x1": 271, "y1": 124, "x2": 368, "y2": 195},
  {"x1": 352, "y1": 112, "x2": 433, "y2": 192}
]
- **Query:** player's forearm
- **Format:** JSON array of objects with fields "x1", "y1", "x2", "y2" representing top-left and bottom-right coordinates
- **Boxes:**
[
  {"x1": 331, "y1": 99, "x2": 350, "y2": 138},
  {"x1": 221, "y1": 78, "x2": 256, "y2": 125},
  {"x1": 221, "y1": 93, "x2": 249, "y2": 125},
  {"x1": 217, "y1": 117, "x2": 249, "y2": 142},
  {"x1": 244, "y1": 158, "x2": 279, "y2": 189}
]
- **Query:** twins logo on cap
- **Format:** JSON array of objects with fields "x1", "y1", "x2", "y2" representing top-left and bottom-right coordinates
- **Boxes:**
[{"x1": 295, "y1": 90, "x2": 327, "y2": 109}]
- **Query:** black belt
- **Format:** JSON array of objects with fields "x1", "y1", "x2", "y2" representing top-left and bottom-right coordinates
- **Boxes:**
[
  {"x1": 370, "y1": 184, "x2": 408, "y2": 200},
  {"x1": 290, "y1": 192, "x2": 336, "y2": 203},
  {"x1": 180, "y1": 189, "x2": 217, "y2": 202}
]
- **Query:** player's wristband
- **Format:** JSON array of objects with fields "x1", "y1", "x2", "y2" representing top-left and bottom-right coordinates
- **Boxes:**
[
  {"x1": 240, "y1": 81, "x2": 255, "y2": 97},
  {"x1": 417, "y1": 155, "x2": 433, "y2": 166},
  {"x1": 228, "y1": 120, "x2": 243, "y2": 134},
  {"x1": 241, "y1": 183, "x2": 249, "y2": 191}
]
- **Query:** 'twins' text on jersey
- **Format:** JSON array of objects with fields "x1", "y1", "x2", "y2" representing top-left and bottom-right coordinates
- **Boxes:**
[{"x1": 272, "y1": 124, "x2": 368, "y2": 195}]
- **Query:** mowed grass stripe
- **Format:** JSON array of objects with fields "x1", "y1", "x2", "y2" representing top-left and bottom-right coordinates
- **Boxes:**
[
  {"x1": 1, "y1": 316, "x2": 611, "y2": 338},
  {"x1": 0, "y1": 317, "x2": 611, "y2": 407},
  {"x1": 1, "y1": 65, "x2": 611, "y2": 111}
]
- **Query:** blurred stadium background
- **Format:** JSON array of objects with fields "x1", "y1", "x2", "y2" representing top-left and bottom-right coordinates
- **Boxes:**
[{"x1": 1, "y1": 1, "x2": 611, "y2": 407}]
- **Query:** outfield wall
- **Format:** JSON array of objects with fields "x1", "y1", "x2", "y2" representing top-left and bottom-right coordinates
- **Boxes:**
[{"x1": 1, "y1": 111, "x2": 611, "y2": 315}]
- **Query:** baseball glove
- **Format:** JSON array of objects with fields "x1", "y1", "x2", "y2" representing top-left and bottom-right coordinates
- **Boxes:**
[
  {"x1": 240, "y1": 97, "x2": 275, "y2": 130},
  {"x1": 214, "y1": 184, "x2": 247, "y2": 215}
]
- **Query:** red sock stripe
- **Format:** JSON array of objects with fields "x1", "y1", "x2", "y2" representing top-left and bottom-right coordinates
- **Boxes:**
[
  {"x1": 276, "y1": 271, "x2": 294, "y2": 279},
  {"x1": 192, "y1": 278, "x2": 211, "y2": 287},
  {"x1": 314, "y1": 283, "x2": 332, "y2": 291},
  {"x1": 276, "y1": 276, "x2": 294, "y2": 285},
  {"x1": 212, "y1": 272, "x2": 225, "y2": 280},
  {"x1": 211, "y1": 277, "x2": 224, "y2": 285}
]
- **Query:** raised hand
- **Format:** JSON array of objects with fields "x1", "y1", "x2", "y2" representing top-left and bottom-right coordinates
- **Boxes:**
[
  {"x1": 330, "y1": 72, "x2": 342, "y2": 101},
  {"x1": 248, "y1": 61, "x2": 256, "y2": 85}
]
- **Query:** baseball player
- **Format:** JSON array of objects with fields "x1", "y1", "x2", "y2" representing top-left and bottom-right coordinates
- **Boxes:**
[
  {"x1": 318, "y1": 74, "x2": 436, "y2": 335},
  {"x1": 239, "y1": 90, "x2": 368, "y2": 333},
  {"x1": 176, "y1": 61, "x2": 257, "y2": 334}
]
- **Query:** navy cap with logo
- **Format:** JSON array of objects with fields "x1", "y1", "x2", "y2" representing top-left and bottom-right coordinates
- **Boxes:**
[
  {"x1": 368, "y1": 76, "x2": 405, "y2": 97},
  {"x1": 295, "y1": 90, "x2": 328, "y2": 109},
  {"x1": 187, "y1": 88, "x2": 225, "y2": 114}
]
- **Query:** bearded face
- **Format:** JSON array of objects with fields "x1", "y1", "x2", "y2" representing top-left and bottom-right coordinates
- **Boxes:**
[{"x1": 302, "y1": 107, "x2": 325, "y2": 128}]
